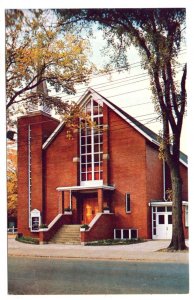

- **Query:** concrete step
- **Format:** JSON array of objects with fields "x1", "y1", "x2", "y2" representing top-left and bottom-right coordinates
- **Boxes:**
[{"x1": 49, "y1": 224, "x2": 81, "y2": 244}]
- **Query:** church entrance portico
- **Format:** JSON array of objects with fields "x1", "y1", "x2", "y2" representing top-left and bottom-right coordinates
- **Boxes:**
[{"x1": 57, "y1": 185, "x2": 115, "y2": 225}]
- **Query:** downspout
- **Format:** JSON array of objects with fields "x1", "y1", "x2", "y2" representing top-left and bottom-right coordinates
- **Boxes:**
[
  {"x1": 163, "y1": 160, "x2": 166, "y2": 200},
  {"x1": 28, "y1": 124, "x2": 32, "y2": 228}
]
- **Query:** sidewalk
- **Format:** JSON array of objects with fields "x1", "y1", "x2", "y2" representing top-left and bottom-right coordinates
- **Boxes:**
[{"x1": 8, "y1": 238, "x2": 189, "y2": 263}]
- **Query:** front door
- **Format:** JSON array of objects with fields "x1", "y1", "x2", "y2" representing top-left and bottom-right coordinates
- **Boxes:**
[
  {"x1": 83, "y1": 199, "x2": 98, "y2": 224},
  {"x1": 156, "y1": 212, "x2": 172, "y2": 239},
  {"x1": 77, "y1": 195, "x2": 98, "y2": 224}
]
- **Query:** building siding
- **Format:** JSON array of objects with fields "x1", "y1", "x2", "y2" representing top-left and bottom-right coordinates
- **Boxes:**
[{"x1": 17, "y1": 91, "x2": 188, "y2": 241}]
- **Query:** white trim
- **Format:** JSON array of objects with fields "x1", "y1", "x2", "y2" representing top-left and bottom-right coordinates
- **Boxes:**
[
  {"x1": 79, "y1": 88, "x2": 187, "y2": 167},
  {"x1": 30, "y1": 209, "x2": 41, "y2": 232},
  {"x1": 64, "y1": 211, "x2": 72, "y2": 215},
  {"x1": 185, "y1": 205, "x2": 189, "y2": 227},
  {"x1": 80, "y1": 180, "x2": 103, "y2": 187},
  {"x1": 48, "y1": 213, "x2": 62, "y2": 229},
  {"x1": 79, "y1": 97, "x2": 103, "y2": 184},
  {"x1": 149, "y1": 201, "x2": 188, "y2": 207},
  {"x1": 56, "y1": 185, "x2": 115, "y2": 192},
  {"x1": 114, "y1": 228, "x2": 138, "y2": 240},
  {"x1": 38, "y1": 214, "x2": 63, "y2": 232},
  {"x1": 42, "y1": 121, "x2": 65, "y2": 149},
  {"x1": 163, "y1": 161, "x2": 166, "y2": 200},
  {"x1": 28, "y1": 125, "x2": 32, "y2": 228},
  {"x1": 70, "y1": 189, "x2": 72, "y2": 210},
  {"x1": 42, "y1": 87, "x2": 187, "y2": 167},
  {"x1": 125, "y1": 193, "x2": 131, "y2": 213},
  {"x1": 180, "y1": 160, "x2": 187, "y2": 168},
  {"x1": 87, "y1": 212, "x2": 102, "y2": 230},
  {"x1": 78, "y1": 88, "x2": 158, "y2": 145},
  {"x1": 85, "y1": 212, "x2": 114, "y2": 231}
]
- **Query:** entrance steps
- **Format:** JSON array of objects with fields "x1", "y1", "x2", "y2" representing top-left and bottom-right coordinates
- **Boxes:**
[{"x1": 49, "y1": 225, "x2": 81, "y2": 244}]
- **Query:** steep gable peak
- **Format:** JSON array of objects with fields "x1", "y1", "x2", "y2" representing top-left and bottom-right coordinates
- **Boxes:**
[{"x1": 42, "y1": 87, "x2": 187, "y2": 167}]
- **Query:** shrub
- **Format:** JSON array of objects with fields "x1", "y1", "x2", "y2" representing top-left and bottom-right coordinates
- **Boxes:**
[
  {"x1": 80, "y1": 224, "x2": 89, "y2": 230},
  {"x1": 64, "y1": 207, "x2": 71, "y2": 212},
  {"x1": 15, "y1": 235, "x2": 39, "y2": 244},
  {"x1": 40, "y1": 224, "x2": 48, "y2": 229}
]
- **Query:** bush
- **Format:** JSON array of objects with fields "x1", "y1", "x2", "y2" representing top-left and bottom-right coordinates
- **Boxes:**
[
  {"x1": 15, "y1": 235, "x2": 39, "y2": 244},
  {"x1": 64, "y1": 207, "x2": 71, "y2": 212},
  {"x1": 85, "y1": 238, "x2": 145, "y2": 246},
  {"x1": 40, "y1": 224, "x2": 48, "y2": 229},
  {"x1": 80, "y1": 224, "x2": 89, "y2": 230}
]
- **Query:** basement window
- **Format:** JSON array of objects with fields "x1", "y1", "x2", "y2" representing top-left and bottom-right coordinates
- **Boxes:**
[{"x1": 114, "y1": 229, "x2": 138, "y2": 240}]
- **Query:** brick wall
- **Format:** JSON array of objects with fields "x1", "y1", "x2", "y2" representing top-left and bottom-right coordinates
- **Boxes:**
[
  {"x1": 108, "y1": 108, "x2": 149, "y2": 238},
  {"x1": 81, "y1": 214, "x2": 115, "y2": 243},
  {"x1": 146, "y1": 143, "x2": 163, "y2": 238},
  {"x1": 44, "y1": 127, "x2": 78, "y2": 225},
  {"x1": 17, "y1": 101, "x2": 188, "y2": 241},
  {"x1": 17, "y1": 112, "x2": 59, "y2": 236}
]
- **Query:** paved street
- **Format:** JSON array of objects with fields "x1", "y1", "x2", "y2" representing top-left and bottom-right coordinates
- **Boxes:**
[
  {"x1": 7, "y1": 238, "x2": 189, "y2": 295},
  {"x1": 8, "y1": 256, "x2": 189, "y2": 295}
]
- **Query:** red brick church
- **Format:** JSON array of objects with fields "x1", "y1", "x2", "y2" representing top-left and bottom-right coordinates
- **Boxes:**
[{"x1": 17, "y1": 88, "x2": 188, "y2": 244}]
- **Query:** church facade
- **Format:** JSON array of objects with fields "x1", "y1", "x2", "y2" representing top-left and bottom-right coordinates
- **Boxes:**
[{"x1": 17, "y1": 88, "x2": 188, "y2": 243}]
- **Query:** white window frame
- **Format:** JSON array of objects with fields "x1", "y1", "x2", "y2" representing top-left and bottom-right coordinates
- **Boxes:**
[
  {"x1": 80, "y1": 98, "x2": 103, "y2": 186},
  {"x1": 185, "y1": 205, "x2": 189, "y2": 227},
  {"x1": 114, "y1": 228, "x2": 138, "y2": 240},
  {"x1": 125, "y1": 193, "x2": 131, "y2": 213}
]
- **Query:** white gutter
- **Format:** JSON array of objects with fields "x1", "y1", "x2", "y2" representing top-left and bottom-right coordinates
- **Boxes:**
[{"x1": 56, "y1": 185, "x2": 115, "y2": 192}]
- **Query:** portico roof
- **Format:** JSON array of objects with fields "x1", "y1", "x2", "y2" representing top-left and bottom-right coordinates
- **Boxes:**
[{"x1": 56, "y1": 185, "x2": 115, "y2": 192}]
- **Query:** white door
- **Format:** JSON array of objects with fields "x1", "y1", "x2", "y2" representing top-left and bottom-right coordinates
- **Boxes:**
[{"x1": 156, "y1": 212, "x2": 172, "y2": 239}]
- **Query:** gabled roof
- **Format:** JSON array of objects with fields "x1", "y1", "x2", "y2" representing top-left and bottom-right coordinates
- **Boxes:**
[{"x1": 43, "y1": 88, "x2": 188, "y2": 166}]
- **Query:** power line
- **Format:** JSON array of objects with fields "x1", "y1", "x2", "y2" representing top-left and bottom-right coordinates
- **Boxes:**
[
  {"x1": 14, "y1": 111, "x2": 162, "y2": 146},
  {"x1": 50, "y1": 62, "x2": 186, "y2": 100},
  {"x1": 17, "y1": 100, "x2": 155, "y2": 129}
]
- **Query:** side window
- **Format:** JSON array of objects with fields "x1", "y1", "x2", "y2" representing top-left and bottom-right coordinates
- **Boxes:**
[
  {"x1": 125, "y1": 193, "x2": 131, "y2": 213},
  {"x1": 185, "y1": 205, "x2": 189, "y2": 227}
]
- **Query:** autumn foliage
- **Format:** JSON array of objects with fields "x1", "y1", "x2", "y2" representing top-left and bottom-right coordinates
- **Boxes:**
[{"x1": 7, "y1": 146, "x2": 17, "y2": 218}]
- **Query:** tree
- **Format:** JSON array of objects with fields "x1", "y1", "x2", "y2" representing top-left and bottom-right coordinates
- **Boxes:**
[
  {"x1": 57, "y1": 8, "x2": 187, "y2": 250},
  {"x1": 7, "y1": 147, "x2": 17, "y2": 218},
  {"x1": 6, "y1": 9, "x2": 94, "y2": 123}
]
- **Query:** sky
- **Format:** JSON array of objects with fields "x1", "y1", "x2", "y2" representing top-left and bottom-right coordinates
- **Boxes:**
[{"x1": 49, "y1": 22, "x2": 187, "y2": 153}]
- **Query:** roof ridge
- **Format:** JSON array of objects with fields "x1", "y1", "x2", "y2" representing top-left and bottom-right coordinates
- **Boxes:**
[
  {"x1": 43, "y1": 87, "x2": 187, "y2": 165},
  {"x1": 91, "y1": 88, "x2": 187, "y2": 165}
]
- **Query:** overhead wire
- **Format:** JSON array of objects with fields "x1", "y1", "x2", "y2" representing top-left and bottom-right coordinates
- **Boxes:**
[
  {"x1": 49, "y1": 62, "x2": 186, "y2": 101},
  {"x1": 14, "y1": 112, "x2": 162, "y2": 148},
  {"x1": 47, "y1": 48, "x2": 186, "y2": 97}
]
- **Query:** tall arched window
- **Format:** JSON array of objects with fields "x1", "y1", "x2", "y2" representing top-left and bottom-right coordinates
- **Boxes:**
[{"x1": 80, "y1": 98, "x2": 103, "y2": 186}]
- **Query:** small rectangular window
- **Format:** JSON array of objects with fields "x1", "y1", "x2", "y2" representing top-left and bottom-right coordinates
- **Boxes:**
[
  {"x1": 125, "y1": 193, "x2": 131, "y2": 213},
  {"x1": 123, "y1": 230, "x2": 129, "y2": 239},
  {"x1": 115, "y1": 229, "x2": 121, "y2": 239},
  {"x1": 168, "y1": 215, "x2": 172, "y2": 224},
  {"x1": 157, "y1": 207, "x2": 165, "y2": 212},
  {"x1": 158, "y1": 215, "x2": 165, "y2": 224},
  {"x1": 131, "y1": 229, "x2": 137, "y2": 239},
  {"x1": 185, "y1": 206, "x2": 189, "y2": 227}
]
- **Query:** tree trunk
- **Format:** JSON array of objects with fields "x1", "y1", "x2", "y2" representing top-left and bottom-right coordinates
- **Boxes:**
[{"x1": 168, "y1": 163, "x2": 187, "y2": 250}]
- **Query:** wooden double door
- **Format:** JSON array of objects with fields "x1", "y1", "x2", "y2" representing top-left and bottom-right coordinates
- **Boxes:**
[{"x1": 77, "y1": 194, "x2": 99, "y2": 224}]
